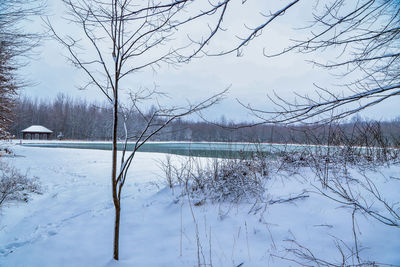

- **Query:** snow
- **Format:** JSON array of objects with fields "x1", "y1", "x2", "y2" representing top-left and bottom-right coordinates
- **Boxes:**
[
  {"x1": 0, "y1": 144, "x2": 399, "y2": 266},
  {"x1": 21, "y1": 125, "x2": 53, "y2": 133}
]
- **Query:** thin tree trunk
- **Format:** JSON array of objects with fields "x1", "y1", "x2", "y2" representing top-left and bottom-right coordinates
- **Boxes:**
[
  {"x1": 112, "y1": 78, "x2": 119, "y2": 260},
  {"x1": 113, "y1": 201, "x2": 120, "y2": 260}
]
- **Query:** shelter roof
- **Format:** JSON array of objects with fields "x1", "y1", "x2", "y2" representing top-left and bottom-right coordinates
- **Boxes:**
[{"x1": 22, "y1": 125, "x2": 53, "y2": 133}]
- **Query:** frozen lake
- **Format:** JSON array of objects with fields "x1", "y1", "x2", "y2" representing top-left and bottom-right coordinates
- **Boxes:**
[{"x1": 21, "y1": 141, "x2": 308, "y2": 158}]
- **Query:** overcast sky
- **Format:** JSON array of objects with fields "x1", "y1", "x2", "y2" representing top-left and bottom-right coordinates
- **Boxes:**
[{"x1": 20, "y1": 0, "x2": 400, "y2": 122}]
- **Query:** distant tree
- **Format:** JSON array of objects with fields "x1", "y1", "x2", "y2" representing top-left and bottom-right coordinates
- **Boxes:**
[
  {"x1": 0, "y1": 41, "x2": 16, "y2": 139},
  {"x1": 0, "y1": 0, "x2": 44, "y2": 138}
]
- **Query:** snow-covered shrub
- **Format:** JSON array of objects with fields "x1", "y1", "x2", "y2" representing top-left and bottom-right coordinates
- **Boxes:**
[
  {"x1": 196, "y1": 158, "x2": 267, "y2": 203},
  {"x1": 0, "y1": 162, "x2": 41, "y2": 206},
  {"x1": 276, "y1": 150, "x2": 310, "y2": 174},
  {"x1": 161, "y1": 156, "x2": 269, "y2": 203},
  {"x1": 158, "y1": 155, "x2": 193, "y2": 191},
  {"x1": 0, "y1": 141, "x2": 13, "y2": 157}
]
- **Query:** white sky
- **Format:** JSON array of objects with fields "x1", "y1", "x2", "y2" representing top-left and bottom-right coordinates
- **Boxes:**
[{"x1": 20, "y1": 0, "x2": 400, "y2": 122}]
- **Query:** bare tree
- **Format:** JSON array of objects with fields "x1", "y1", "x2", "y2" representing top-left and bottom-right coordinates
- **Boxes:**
[
  {"x1": 0, "y1": 0, "x2": 44, "y2": 139},
  {"x1": 245, "y1": 0, "x2": 400, "y2": 124},
  {"x1": 46, "y1": 0, "x2": 302, "y2": 260}
]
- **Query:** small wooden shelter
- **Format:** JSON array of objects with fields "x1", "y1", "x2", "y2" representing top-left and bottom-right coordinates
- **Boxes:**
[{"x1": 22, "y1": 125, "x2": 53, "y2": 140}]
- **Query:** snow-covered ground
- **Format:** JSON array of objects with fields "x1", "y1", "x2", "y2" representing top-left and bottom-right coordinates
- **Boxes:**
[{"x1": 0, "y1": 144, "x2": 399, "y2": 267}]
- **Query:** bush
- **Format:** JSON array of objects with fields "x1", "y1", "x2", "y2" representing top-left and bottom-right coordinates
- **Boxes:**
[
  {"x1": 0, "y1": 162, "x2": 41, "y2": 207},
  {"x1": 161, "y1": 156, "x2": 268, "y2": 203}
]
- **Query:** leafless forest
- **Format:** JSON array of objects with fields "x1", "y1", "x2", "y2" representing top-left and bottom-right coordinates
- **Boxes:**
[{"x1": 10, "y1": 95, "x2": 400, "y2": 146}]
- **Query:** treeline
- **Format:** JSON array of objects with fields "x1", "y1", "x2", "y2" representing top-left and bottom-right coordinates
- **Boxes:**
[
  {"x1": 10, "y1": 95, "x2": 400, "y2": 145},
  {"x1": 11, "y1": 95, "x2": 113, "y2": 140}
]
